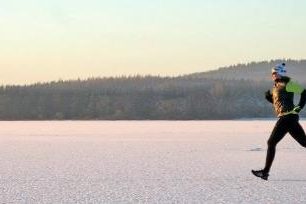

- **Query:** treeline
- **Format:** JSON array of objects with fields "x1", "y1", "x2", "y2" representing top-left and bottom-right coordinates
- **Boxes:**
[{"x1": 0, "y1": 76, "x2": 295, "y2": 120}]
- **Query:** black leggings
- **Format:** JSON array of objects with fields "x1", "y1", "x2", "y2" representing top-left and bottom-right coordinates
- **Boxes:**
[{"x1": 264, "y1": 114, "x2": 306, "y2": 173}]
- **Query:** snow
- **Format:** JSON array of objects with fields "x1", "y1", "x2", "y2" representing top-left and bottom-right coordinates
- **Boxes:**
[{"x1": 0, "y1": 121, "x2": 306, "y2": 203}]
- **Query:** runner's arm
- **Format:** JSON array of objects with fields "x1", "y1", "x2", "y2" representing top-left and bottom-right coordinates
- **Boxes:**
[
  {"x1": 286, "y1": 81, "x2": 306, "y2": 109},
  {"x1": 298, "y1": 89, "x2": 306, "y2": 109}
]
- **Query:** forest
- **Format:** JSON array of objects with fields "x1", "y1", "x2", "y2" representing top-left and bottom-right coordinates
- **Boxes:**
[{"x1": 0, "y1": 60, "x2": 305, "y2": 120}]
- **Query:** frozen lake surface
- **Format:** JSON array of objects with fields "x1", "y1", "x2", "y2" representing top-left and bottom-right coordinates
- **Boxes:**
[{"x1": 1, "y1": 121, "x2": 306, "y2": 203}]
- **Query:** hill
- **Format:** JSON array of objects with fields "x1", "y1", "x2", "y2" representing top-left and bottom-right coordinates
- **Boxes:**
[{"x1": 187, "y1": 59, "x2": 306, "y2": 83}]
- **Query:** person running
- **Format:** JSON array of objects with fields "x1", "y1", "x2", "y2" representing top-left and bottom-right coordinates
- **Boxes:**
[{"x1": 252, "y1": 63, "x2": 306, "y2": 180}]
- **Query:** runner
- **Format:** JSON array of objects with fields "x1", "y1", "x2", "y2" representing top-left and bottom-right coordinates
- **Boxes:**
[{"x1": 252, "y1": 63, "x2": 306, "y2": 180}]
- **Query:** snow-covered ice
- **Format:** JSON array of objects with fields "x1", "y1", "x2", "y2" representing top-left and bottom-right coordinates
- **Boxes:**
[{"x1": 1, "y1": 120, "x2": 306, "y2": 203}]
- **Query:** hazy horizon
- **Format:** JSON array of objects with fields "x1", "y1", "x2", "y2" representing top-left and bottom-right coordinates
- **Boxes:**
[
  {"x1": 1, "y1": 0, "x2": 306, "y2": 85},
  {"x1": 0, "y1": 58, "x2": 305, "y2": 86}
]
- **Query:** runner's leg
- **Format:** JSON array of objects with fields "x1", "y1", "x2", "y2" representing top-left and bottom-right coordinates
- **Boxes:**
[
  {"x1": 263, "y1": 117, "x2": 288, "y2": 173},
  {"x1": 288, "y1": 115, "x2": 306, "y2": 147}
]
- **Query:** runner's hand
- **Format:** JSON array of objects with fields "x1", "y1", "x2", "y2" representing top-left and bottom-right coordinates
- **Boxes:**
[
  {"x1": 293, "y1": 106, "x2": 302, "y2": 113},
  {"x1": 265, "y1": 90, "x2": 273, "y2": 103},
  {"x1": 265, "y1": 90, "x2": 271, "y2": 97}
]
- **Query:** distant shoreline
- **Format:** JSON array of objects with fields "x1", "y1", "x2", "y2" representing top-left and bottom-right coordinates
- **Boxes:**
[{"x1": 1, "y1": 118, "x2": 305, "y2": 122}]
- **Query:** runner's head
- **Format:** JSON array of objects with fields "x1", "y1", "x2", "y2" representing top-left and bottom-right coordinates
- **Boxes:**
[{"x1": 271, "y1": 63, "x2": 286, "y2": 81}]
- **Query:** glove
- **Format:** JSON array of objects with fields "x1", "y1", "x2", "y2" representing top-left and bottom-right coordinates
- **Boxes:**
[
  {"x1": 293, "y1": 106, "x2": 302, "y2": 113},
  {"x1": 265, "y1": 90, "x2": 272, "y2": 98},
  {"x1": 265, "y1": 90, "x2": 273, "y2": 103}
]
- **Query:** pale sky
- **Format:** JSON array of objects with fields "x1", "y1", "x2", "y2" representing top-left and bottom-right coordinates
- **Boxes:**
[{"x1": 1, "y1": 0, "x2": 306, "y2": 85}]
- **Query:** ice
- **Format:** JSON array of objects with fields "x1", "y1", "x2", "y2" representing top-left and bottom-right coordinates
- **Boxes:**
[{"x1": 0, "y1": 120, "x2": 306, "y2": 203}]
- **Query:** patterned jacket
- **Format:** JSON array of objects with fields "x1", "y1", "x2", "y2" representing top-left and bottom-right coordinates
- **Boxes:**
[{"x1": 265, "y1": 76, "x2": 306, "y2": 117}]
